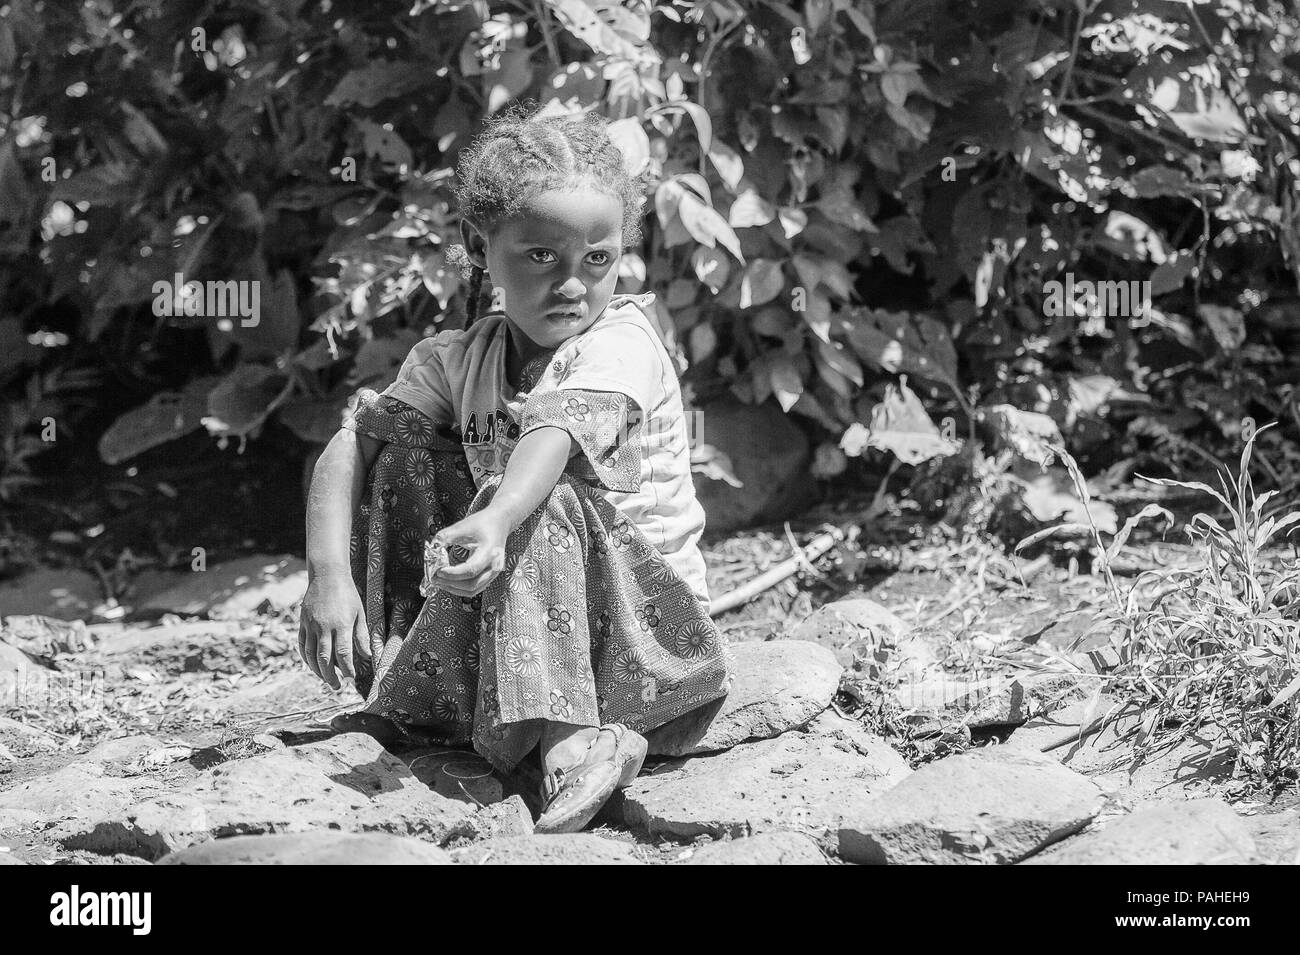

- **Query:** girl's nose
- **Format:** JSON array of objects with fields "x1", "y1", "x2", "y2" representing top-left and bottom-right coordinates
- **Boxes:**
[{"x1": 556, "y1": 276, "x2": 586, "y2": 298}]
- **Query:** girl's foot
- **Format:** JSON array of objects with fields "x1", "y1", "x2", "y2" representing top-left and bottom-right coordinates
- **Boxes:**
[
  {"x1": 534, "y1": 724, "x2": 647, "y2": 835},
  {"x1": 540, "y1": 721, "x2": 599, "y2": 778}
]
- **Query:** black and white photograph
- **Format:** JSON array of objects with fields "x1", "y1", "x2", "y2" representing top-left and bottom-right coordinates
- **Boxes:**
[{"x1": 0, "y1": 0, "x2": 1294, "y2": 900}]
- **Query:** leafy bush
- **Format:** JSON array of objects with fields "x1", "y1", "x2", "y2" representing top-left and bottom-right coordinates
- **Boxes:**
[{"x1": 1, "y1": 0, "x2": 1298, "y2": 498}]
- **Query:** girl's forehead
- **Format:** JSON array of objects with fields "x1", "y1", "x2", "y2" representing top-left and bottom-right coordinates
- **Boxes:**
[{"x1": 505, "y1": 189, "x2": 623, "y2": 241}]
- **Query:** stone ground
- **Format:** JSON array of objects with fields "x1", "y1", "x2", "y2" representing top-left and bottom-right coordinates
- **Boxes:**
[{"x1": 2, "y1": 551, "x2": 1297, "y2": 865}]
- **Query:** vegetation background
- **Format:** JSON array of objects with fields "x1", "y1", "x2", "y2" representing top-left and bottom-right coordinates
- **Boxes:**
[{"x1": 1, "y1": 0, "x2": 1299, "y2": 557}]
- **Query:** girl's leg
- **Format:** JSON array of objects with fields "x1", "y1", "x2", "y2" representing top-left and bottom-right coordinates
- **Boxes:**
[
  {"x1": 467, "y1": 474, "x2": 731, "y2": 776},
  {"x1": 341, "y1": 390, "x2": 481, "y2": 743}
]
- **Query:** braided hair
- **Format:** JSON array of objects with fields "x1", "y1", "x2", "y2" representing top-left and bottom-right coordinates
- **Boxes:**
[{"x1": 445, "y1": 101, "x2": 649, "y2": 327}]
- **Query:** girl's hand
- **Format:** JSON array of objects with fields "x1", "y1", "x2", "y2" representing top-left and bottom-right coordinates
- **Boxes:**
[
  {"x1": 430, "y1": 508, "x2": 511, "y2": 597},
  {"x1": 298, "y1": 572, "x2": 371, "y2": 690}
]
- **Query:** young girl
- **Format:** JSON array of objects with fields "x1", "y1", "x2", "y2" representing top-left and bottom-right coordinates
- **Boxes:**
[{"x1": 298, "y1": 103, "x2": 732, "y2": 833}]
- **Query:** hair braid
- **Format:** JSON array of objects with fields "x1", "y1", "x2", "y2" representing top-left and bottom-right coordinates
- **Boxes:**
[{"x1": 465, "y1": 264, "x2": 484, "y2": 326}]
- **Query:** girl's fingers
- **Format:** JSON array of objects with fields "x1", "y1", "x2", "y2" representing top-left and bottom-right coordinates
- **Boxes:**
[
  {"x1": 353, "y1": 613, "x2": 371, "y2": 663},
  {"x1": 335, "y1": 624, "x2": 355, "y2": 680},
  {"x1": 299, "y1": 620, "x2": 319, "y2": 679},
  {"x1": 438, "y1": 545, "x2": 498, "y2": 580},
  {"x1": 317, "y1": 630, "x2": 341, "y2": 689}
]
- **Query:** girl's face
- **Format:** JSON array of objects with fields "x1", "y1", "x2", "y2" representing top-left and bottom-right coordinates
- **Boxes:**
[{"x1": 461, "y1": 185, "x2": 624, "y2": 350}]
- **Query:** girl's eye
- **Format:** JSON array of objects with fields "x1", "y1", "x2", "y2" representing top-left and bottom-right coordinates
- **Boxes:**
[{"x1": 529, "y1": 250, "x2": 612, "y2": 266}]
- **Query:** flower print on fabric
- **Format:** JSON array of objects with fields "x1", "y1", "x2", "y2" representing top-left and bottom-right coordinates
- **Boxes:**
[
  {"x1": 503, "y1": 636, "x2": 544, "y2": 677},
  {"x1": 519, "y1": 390, "x2": 642, "y2": 493},
  {"x1": 673, "y1": 621, "x2": 715, "y2": 660}
]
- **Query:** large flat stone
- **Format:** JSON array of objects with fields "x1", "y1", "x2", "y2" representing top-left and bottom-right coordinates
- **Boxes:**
[
  {"x1": 685, "y1": 831, "x2": 828, "y2": 865},
  {"x1": 53, "y1": 733, "x2": 479, "y2": 860},
  {"x1": 158, "y1": 830, "x2": 454, "y2": 865},
  {"x1": 645, "y1": 640, "x2": 842, "y2": 756},
  {"x1": 450, "y1": 834, "x2": 643, "y2": 865},
  {"x1": 0, "y1": 734, "x2": 174, "y2": 833},
  {"x1": 625, "y1": 712, "x2": 910, "y2": 840},
  {"x1": 1023, "y1": 798, "x2": 1257, "y2": 865},
  {"x1": 399, "y1": 746, "x2": 504, "y2": 807},
  {"x1": 837, "y1": 747, "x2": 1106, "y2": 864}
]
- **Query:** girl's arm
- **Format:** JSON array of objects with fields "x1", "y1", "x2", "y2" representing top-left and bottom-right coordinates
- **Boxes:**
[
  {"x1": 300, "y1": 428, "x2": 384, "y2": 687},
  {"x1": 432, "y1": 425, "x2": 578, "y2": 596},
  {"x1": 484, "y1": 426, "x2": 579, "y2": 529},
  {"x1": 305, "y1": 429, "x2": 383, "y2": 579}
]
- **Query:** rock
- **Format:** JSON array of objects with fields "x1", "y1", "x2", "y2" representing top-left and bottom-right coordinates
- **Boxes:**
[
  {"x1": 400, "y1": 746, "x2": 504, "y2": 806},
  {"x1": 465, "y1": 795, "x2": 534, "y2": 840},
  {"x1": 0, "y1": 852, "x2": 28, "y2": 864},
  {"x1": 624, "y1": 720, "x2": 910, "y2": 840},
  {"x1": 787, "y1": 598, "x2": 916, "y2": 667},
  {"x1": 0, "y1": 567, "x2": 102, "y2": 621},
  {"x1": 1242, "y1": 808, "x2": 1300, "y2": 866},
  {"x1": 692, "y1": 397, "x2": 815, "y2": 533},
  {"x1": 0, "y1": 734, "x2": 174, "y2": 832},
  {"x1": 137, "y1": 554, "x2": 308, "y2": 619},
  {"x1": 1023, "y1": 799, "x2": 1256, "y2": 865},
  {"x1": 159, "y1": 831, "x2": 454, "y2": 865},
  {"x1": 685, "y1": 831, "x2": 828, "y2": 865},
  {"x1": 1, "y1": 614, "x2": 93, "y2": 655},
  {"x1": 837, "y1": 747, "x2": 1106, "y2": 865},
  {"x1": 53, "y1": 733, "x2": 480, "y2": 860},
  {"x1": 645, "y1": 640, "x2": 842, "y2": 756},
  {"x1": 451, "y1": 834, "x2": 643, "y2": 865},
  {"x1": 1004, "y1": 693, "x2": 1124, "y2": 755}
]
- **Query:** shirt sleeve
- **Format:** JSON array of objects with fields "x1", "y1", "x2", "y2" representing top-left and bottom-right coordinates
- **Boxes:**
[
  {"x1": 555, "y1": 320, "x2": 662, "y2": 413},
  {"x1": 378, "y1": 333, "x2": 455, "y2": 428},
  {"x1": 519, "y1": 390, "x2": 642, "y2": 493}
]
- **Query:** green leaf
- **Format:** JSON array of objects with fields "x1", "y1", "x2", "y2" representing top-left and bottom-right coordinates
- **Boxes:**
[
  {"x1": 97, "y1": 377, "x2": 220, "y2": 465},
  {"x1": 544, "y1": 0, "x2": 656, "y2": 62},
  {"x1": 853, "y1": 376, "x2": 960, "y2": 465},
  {"x1": 1150, "y1": 250, "x2": 1196, "y2": 296},
  {"x1": 767, "y1": 353, "x2": 804, "y2": 412},
  {"x1": 842, "y1": 308, "x2": 959, "y2": 392},
  {"x1": 739, "y1": 259, "x2": 785, "y2": 309},
  {"x1": 324, "y1": 60, "x2": 431, "y2": 108},
  {"x1": 50, "y1": 162, "x2": 137, "y2": 205}
]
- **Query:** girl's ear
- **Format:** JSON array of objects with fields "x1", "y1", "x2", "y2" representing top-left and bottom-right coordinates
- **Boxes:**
[{"x1": 460, "y1": 219, "x2": 489, "y2": 270}]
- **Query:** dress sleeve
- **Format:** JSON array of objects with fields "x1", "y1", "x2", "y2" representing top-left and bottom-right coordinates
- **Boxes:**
[
  {"x1": 552, "y1": 320, "x2": 663, "y2": 414},
  {"x1": 518, "y1": 390, "x2": 642, "y2": 493},
  {"x1": 377, "y1": 334, "x2": 456, "y2": 428},
  {"x1": 343, "y1": 388, "x2": 462, "y2": 452}
]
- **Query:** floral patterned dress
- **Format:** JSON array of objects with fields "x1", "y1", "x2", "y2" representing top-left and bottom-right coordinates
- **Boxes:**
[{"x1": 340, "y1": 356, "x2": 733, "y2": 774}]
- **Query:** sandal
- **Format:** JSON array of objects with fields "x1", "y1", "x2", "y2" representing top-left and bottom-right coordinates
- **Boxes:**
[{"x1": 533, "y1": 724, "x2": 647, "y2": 835}]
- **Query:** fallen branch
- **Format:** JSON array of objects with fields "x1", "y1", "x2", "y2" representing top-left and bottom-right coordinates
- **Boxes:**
[{"x1": 709, "y1": 524, "x2": 846, "y2": 617}]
